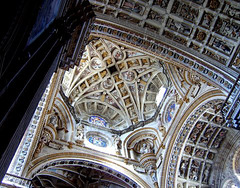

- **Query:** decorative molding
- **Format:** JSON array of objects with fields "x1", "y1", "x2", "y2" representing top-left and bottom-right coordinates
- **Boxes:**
[
  {"x1": 27, "y1": 152, "x2": 151, "y2": 188},
  {"x1": 162, "y1": 90, "x2": 225, "y2": 188},
  {"x1": 4, "y1": 77, "x2": 53, "y2": 178},
  {"x1": 90, "y1": 21, "x2": 235, "y2": 92}
]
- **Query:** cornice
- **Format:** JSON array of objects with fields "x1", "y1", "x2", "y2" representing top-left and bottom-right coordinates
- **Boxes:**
[{"x1": 90, "y1": 20, "x2": 237, "y2": 93}]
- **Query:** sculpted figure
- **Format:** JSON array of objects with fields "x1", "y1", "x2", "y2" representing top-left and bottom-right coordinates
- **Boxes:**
[
  {"x1": 179, "y1": 160, "x2": 187, "y2": 176},
  {"x1": 76, "y1": 124, "x2": 84, "y2": 140},
  {"x1": 49, "y1": 112, "x2": 60, "y2": 128},
  {"x1": 140, "y1": 143, "x2": 152, "y2": 154},
  {"x1": 49, "y1": 111, "x2": 68, "y2": 140},
  {"x1": 113, "y1": 135, "x2": 122, "y2": 155},
  {"x1": 202, "y1": 165, "x2": 210, "y2": 183}
]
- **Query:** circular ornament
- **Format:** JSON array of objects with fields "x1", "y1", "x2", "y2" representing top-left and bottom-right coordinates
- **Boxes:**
[
  {"x1": 102, "y1": 78, "x2": 114, "y2": 91},
  {"x1": 90, "y1": 58, "x2": 104, "y2": 70},
  {"x1": 121, "y1": 70, "x2": 136, "y2": 83},
  {"x1": 112, "y1": 49, "x2": 124, "y2": 61}
]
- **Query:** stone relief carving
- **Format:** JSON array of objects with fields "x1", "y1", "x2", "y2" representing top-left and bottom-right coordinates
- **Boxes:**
[
  {"x1": 200, "y1": 12, "x2": 214, "y2": 28},
  {"x1": 93, "y1": 23, "x2": 234, "y2": 90},
  {"x1": 179, "y1": 159, "x2": 189, "y2": 178},
  {"x1": 194, "y1": 148, "x2": 205, "y2": 158},
  {"x1": 189, "y1": 160, "x2": 201, "y2": 181},
  {"x1": 184, "y1": 145, "x2": 193, "y2": 155},
  {"x1": 221, "y1": 2, "x2": 240, "y2": 20},
  {"x1": 212, "y1": 129, "x2": 227, "y2": 149},
  {"x1": 166, "y1": 18, "x2": 192, "y2": 36},
  {"x1": 118, "y1": 13, "x2": 140, "y2": 24},
  {"x1": 171, "y1": 1, "x2": 199, "y2": 23},
  {"x1": 49, "y1": 112, "x2": 62, "y2": 128},
  {"x1": 113, "y1": 135, "x2": 122, "y2": 155},
  {"x1": 209, "y1": 36, "x2": 234, "y2": 55},
  {"x1": 140, "y1": 143, "x2": 153, "y2": 154},
  {"x1": 189, "y1": 121, "x2": 205, "y2": 143},
  {"x1": 133, "y1": 139, "x2": 154, "y2": 155},
  {"x1": 176, "y1": 101, "x2": 229, "y2": 187},
  {"x1": 208, "y1": 0, "x2": 220, "y2": 10},
  {"x1": 129, "y1": 135, "x2": 159, "y2": 187},
  {"x1": 90, "y1": 0, "x2": 240, "y2": 90},
  {"x1": 121, "y1": 0, "x2": 144, "y2": 15},
  {"x1": 75, "y1": 123, "x2": 84, "y2": 145},
  {"x1": 194, "y1": 29, "x2": 207, "y2": 42},
  {"x1": 203, "y1": 48, "x2": 227, "y2": 65},
  {"x1": 202, "y1": 164, "x2": 211, "y2": 183},
  {"x1": 214, "y1": 18, "x2": 240, "y2": 40},
  {"x1": 153, "y1": 0, "x2": 169, "y2": 8},
  {"x1": 48, "y1": 111, "x2": 68, "y2": 140},
  {"x1": 147, "y1": 10, "x2": 164, "y2": 23},
  {"x1": 33, "y1": 129, "x2": 52, "y2": 158}
]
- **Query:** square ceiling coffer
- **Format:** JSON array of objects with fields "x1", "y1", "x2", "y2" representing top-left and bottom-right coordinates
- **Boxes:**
[{"x1": 108, "y1": 65, "x2": 118, "y2": 74}]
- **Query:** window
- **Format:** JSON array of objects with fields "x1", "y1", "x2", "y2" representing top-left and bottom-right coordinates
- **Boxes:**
[
  {"x1": 89, "y1": 115, "x2": 107, "y2": 127},
  {"x1": 156, "y1": 86, "x2": 166, "y2": 106},
  {"x1": 88, "y1": 135, "x2": 107, "y2": 147}
]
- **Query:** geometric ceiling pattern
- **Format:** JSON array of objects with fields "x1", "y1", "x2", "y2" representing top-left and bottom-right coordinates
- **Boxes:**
[
  {"x1": 178, "y1": 104, "x2": 227, "y2": 187},
  {"x1": 89, "y1": 0, "x2": 240, "y2": 74},
  {"x1": 62, "y1": 38, "x2": 169, "y2": 130}
]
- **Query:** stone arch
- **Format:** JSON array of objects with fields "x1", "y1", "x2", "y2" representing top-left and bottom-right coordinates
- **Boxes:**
[
  {"x1": 50, "y1": 97, "x2": 75, "y2": 142},
  {"x1": 123, "y1": 127, "x2": 161, "y2": 160},
  {"x1": 162, "y1": 89, "x2": 226, "y2": 188},
  {"x1": 26, "y1": 152, "x2": 151, "y2": 188}
]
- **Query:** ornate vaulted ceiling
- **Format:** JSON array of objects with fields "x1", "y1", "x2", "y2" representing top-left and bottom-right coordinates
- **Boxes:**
[
  {"x1": 2, "y1": 0, "x2": 240, "y2": 188},
  {"x1": 178, "y1": 102, "x2": 227, "y2": 186},
  {"x1": 62, "y1": 38, "x2": 169, "y2": 130},
  {"x1": 89, "y1": 0, "x2": 240, "y2": 78}
]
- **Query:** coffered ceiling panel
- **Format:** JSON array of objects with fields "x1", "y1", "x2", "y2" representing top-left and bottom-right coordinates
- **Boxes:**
[
  {"x1": 62, "y1": 38, "x2": 169, "y2": 130},
  {"x1": 89, "y1": 0, "x2": 240, "y2": 74}
]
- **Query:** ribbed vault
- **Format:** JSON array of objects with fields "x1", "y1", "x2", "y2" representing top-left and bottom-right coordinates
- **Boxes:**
[{"x1": 62, "y1": 38, "x2": 169, "y2": 130}]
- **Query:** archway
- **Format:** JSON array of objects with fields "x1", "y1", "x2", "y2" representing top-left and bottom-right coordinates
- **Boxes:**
[{"x1": 27, "y1": 153, "x2": 150, "y2": 188}]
